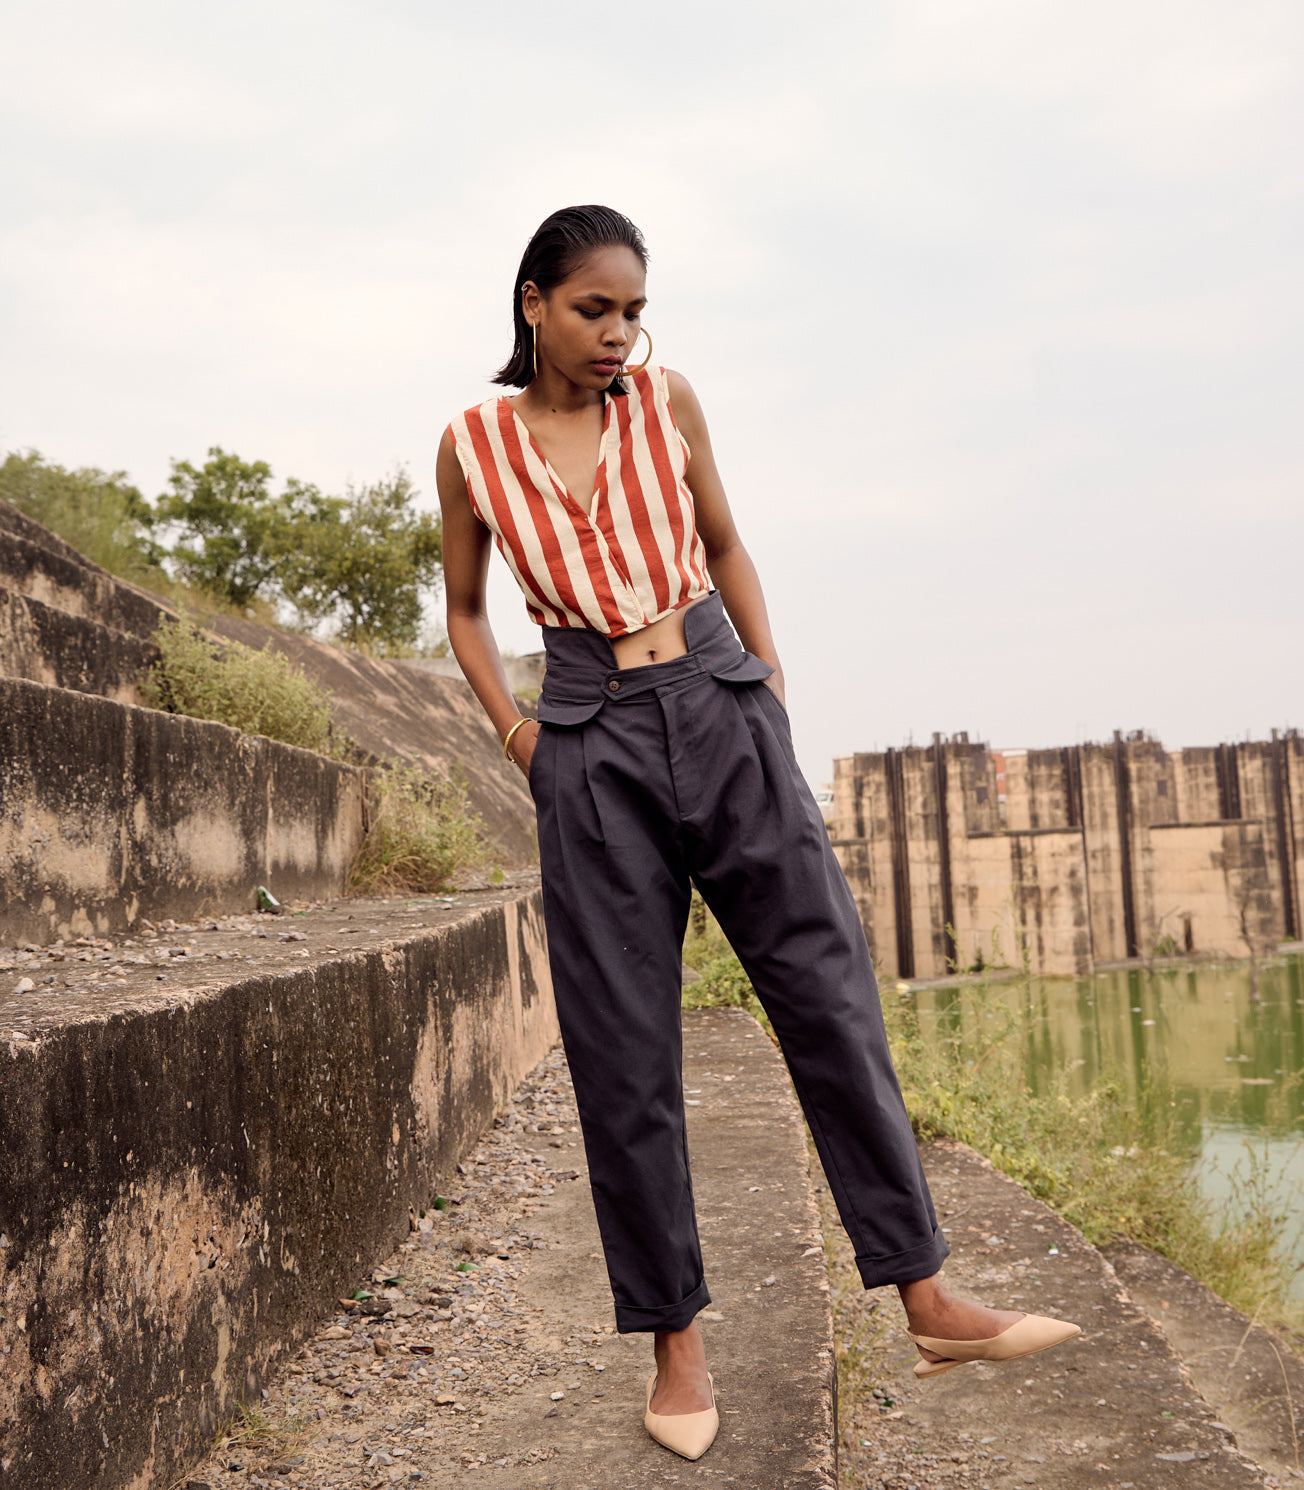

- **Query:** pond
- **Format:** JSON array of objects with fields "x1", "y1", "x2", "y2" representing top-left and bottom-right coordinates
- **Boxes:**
[{"x1": 912, "y1": 952, "x2": 1304, "y2": 1294}]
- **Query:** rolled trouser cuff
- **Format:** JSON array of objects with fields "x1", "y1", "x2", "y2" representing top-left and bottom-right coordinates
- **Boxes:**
[
  {"x1": 855, "y1": 1228, "x2": 951, "y2": 1290},
  {"x1": 614, "y1": 1277, "x2": 712, "y2": 1335}
]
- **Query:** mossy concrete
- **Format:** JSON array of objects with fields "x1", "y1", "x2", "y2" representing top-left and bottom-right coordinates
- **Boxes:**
[{"x1": 0, "y1": 885, "x2": 556, "y2": 1490}]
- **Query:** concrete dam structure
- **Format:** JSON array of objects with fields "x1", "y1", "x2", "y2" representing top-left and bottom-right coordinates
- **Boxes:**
[{"x1": 831, "y1": 730, "x2": 1301, "y2": 980}]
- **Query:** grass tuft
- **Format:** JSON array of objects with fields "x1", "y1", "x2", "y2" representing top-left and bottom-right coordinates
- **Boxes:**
[{"x1": 347, "y1": 763, "x2": 493, "y2": 895}]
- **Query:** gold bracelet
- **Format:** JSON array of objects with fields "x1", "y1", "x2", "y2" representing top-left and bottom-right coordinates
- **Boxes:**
[{"x1": 502, "y1": 717, "x2": 532, "y2": 762}]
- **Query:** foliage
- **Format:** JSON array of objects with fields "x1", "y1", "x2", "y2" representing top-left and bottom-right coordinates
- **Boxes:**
[
  {"x1": 681, "y1": 893, "x2": 771, "y2": 1033},
  {"x1": 0, "y1": 449, "x2": 162, "y2": 581},
  {"x1": 347, "y1": 763, "x2": 492, "y2": 895},
  {"x1": 155, "y1": 447, "x2": 315, "y2": 612},
  {"x1": 140, "y1": 615, "x2": 347, "y2": 758},
  {"x1": 8, "y1": 442, "x2": 445, "y2": 654},
  {"x1": 274, "y1": 472, "x2": 442, "y2": 652},
  {"x1": 682, "y1": 903, "x2": 1303, "y2": 1331}
]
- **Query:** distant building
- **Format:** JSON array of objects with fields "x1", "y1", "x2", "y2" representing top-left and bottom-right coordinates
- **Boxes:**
[{"x1": 830, "y1": 729, "x2": 1299, "y2": 980}]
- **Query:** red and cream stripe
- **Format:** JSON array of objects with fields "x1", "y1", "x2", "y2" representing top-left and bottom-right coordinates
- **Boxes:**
[{"x1": 448, "y1": 367, "x2": 711, "y2": 636}]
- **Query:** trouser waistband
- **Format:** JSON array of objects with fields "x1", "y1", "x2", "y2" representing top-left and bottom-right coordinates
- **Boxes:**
[{"x1": 536, "y1": 592, "x2": 774, "y2": 725}]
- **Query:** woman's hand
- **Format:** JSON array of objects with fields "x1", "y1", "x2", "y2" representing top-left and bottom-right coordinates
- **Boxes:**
[
  {"x1": 506, "y1": 720, "x2": 542, "y2": 778},
  {"x1": 765, "y1": 669, "x2": 787, "y2": 709}
]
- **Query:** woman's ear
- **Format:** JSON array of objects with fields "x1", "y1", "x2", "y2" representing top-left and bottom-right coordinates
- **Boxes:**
[{"x1": 521, "y1": 280, "x2": 542, "y2": 325}]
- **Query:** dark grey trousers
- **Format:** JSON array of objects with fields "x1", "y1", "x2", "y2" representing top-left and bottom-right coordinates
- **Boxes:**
[{"x1": 530, "y1": 593, "x2": 948, "y2": 1333}]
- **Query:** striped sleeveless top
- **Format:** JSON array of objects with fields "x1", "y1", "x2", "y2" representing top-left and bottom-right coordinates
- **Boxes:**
[{"x1": 447, "y1": 366, "x2": 711, "y2": 635}]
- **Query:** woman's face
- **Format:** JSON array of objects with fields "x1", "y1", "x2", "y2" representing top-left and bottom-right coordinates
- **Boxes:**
[{"x1": 526, "y1": 245, "x2": 647, "y2": 390}]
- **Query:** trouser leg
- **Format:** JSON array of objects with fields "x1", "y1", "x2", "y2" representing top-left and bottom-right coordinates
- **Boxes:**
[
  {"x1": 677, "y1": 676, "x2": 950, "y2": 1289},
  {"x1": 530, "y1": 705, "x2": 710, "y2": 1333}
]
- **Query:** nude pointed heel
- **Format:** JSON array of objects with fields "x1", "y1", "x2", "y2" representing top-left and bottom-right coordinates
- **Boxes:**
[
  {"x1": 644, "y1": 1371, "x2": 719, "y2": 1460},
  {"x1": 908, "y1": 1312, "x2": 1081, "y2": 1380}
]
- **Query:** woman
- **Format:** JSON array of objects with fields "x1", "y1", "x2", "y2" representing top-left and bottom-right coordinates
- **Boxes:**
[{"x1": 436, "y1": 205, "x2": 1079, "y2": 1461}]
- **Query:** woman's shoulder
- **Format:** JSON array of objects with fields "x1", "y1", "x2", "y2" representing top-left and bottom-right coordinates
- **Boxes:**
[
  {"x1": 444, "y1": 393, "x2": 512, "y2": 461},
  {"x1": 448, "y1": 391, "x2": 506, "y2": 432},
  {"x1": 625, "y1": 364, "x2": 697, "y2": 410}
]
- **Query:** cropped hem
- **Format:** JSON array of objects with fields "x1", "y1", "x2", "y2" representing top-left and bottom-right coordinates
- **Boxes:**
[
  {"x1": 613, "y1": 1277, "x2": 711, "y2": 1335},
  {"x1": 854, "y1": 1228, "x2": 951, "y2": 1290}
]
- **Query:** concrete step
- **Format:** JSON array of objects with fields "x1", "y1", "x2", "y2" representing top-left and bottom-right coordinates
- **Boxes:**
[
  {"x1": 0, "y1": 500, "x2": 173, "y2": 638},
  {"x1": 181, "y1": 1008, "x2": 837, "y2": 1489},
  {"x1": 0, "y1": 884, "x2": 557, "y2": 1490},
  {"x1": 1104, "y1": 1239, "x2": 1304, "y2": 1486},
  {"x1": 0, "y1": 674, "x2": 365, "y2": 944},
  {"x1": 843, "y1": 1139, "x2": 1279, "y2": 1488},
  {"x1": 1, "y1": 499, "x2": 538, "y2": 867},
  {"x1": 0, "y1": 584, "x2": 157, "y2": 705}
]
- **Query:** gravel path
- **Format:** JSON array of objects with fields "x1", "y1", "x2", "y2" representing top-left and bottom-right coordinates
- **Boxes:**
[{"x1": 182, "y1": 1047, "x2": 592, "y2": 1489}]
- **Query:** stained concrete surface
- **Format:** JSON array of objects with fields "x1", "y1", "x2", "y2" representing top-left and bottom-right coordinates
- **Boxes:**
[
  {"x1": 844, "y1": 1140, "x2": 1276, "y2": 1488},
  {"x1": 0, "y1": 884, "x2": 557, "y2": 1490},
  {"x1": 0, "y1": 675, "x2": 369, "y2": 944},
  {"x1": 208, "y1": 614, "x2": 539, "y2": 869},
  {"x1": 1104, "y1": 1239, "x2": 1304, "y2": 1486}
]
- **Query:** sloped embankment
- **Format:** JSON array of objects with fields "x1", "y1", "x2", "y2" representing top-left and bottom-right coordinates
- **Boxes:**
[{"x1": 206, "y1": 615, "x2": 539, "y2": 868}]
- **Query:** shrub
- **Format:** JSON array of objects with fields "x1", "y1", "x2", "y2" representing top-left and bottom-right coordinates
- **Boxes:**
[
  {"x1": 140, "y1": 616, "x2": 346, "y2": 758},
  {"x1": 347, "y1": 764, "x2": 491, "y2": 894}
]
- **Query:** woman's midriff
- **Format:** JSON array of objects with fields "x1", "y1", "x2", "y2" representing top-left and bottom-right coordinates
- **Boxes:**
[{"x1": 609, "y1": 596, "x2": 710, "y2": 670}]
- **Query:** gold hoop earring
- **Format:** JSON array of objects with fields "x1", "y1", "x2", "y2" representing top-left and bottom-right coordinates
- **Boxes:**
[
  {"x1": 532, "y1": 323, "x2": 539, "y2": 380},
  {"x1": 620, "y1": 327, "x2": 653, "y2": 378}
]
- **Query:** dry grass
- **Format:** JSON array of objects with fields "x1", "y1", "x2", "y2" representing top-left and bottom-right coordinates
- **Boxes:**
[{"x1": 347, "y1": 763, "x2": 493, "y2": 895}]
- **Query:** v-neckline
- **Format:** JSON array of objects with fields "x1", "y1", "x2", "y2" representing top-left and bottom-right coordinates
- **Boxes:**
[{"x1": 504, "y1": 392, "x2": 612, "y2": 520}]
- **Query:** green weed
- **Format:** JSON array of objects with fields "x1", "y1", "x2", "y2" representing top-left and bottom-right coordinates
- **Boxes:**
[
  {"x1": 141, "y1": 615, "x2": 350, "y2": 758},
  {"x1": 347, "y1": 763, "x2": 492, "y2": 895}
]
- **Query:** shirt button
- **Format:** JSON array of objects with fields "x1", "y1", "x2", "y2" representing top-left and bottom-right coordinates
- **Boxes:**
[{"x1": 607, "y1": 679, "x2": 621, "y2": 692}]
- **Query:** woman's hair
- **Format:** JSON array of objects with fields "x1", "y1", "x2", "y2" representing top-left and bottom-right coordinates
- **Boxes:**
[{"x1": 492, "y1": 205, "x2": 648, "y2": 390}]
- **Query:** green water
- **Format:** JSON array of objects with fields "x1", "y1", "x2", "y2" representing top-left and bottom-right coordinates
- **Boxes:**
[{"x1": 912, "y1": 953, "x2": 1304, "y2": 1293}]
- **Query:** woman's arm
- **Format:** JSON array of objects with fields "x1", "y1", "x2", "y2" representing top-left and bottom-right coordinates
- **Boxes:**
[
  {"x1": 666, "y1": 370, "x2": 785, "y2": 705},
  {"x1": 436, "y1": 429, "x2": 540, "y2": 773}
]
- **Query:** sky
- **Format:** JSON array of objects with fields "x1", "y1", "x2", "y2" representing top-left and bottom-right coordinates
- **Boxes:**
[{"x1": 2, "y1": 0, "x2": 1300, "y2": 786}]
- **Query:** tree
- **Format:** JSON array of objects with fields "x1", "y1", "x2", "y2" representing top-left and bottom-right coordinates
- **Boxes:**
[
  {"x1": 156, "y1": 447, "x2": 313, "y2": 611},
  {"x1": 0, "y1": 450, "x2": 161, "y2": 578},
  {"x1": 276, "y1": 472, "x2": 442, "y2": 652}
]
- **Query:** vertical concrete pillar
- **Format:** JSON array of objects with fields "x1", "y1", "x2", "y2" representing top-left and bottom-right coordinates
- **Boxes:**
[
  {"x1": 931, "y1": 734, "x2": 956, "y2": 970},
  {"x1": 885, "y1": 747, "x2": 914, "y2": 979},
  {"x1": 1112, "y1": 732, "x2": 1141, "y2": 959},
  {"x1": 1271, "y1": 730, "x2": 1300, "y2": 940}
]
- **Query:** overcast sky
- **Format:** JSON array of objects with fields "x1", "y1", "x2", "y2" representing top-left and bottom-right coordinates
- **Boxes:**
[{"x1": 3, "y1": 0, "x2": 1300, "y2": 784}]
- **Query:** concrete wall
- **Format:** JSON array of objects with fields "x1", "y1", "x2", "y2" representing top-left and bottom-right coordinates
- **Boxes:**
[
  {"x1": 956, "y1": 830, "x2": 1093, "y2": 977},
  {"x1": 400, "y1": 651, "x2": 547, "y2": 698},
  {"x1": 0, "y1": 503, "x2": 171, "y2": 640},
  {"x1": 832, "y1": 730, "x2": 1300, "y2": 981},
  {"x1": 0, "y1": 587, "x2": 156, "y2": 707},
  {"x1": 0, "y1": 677, "x2": 367, "y2": 944},
  {"x1": 0, "y1": 888, "x2": 557, "y2": 1490},
  {"x1": 1147, "y1": 822, "x2": 1276, "y2": 958}
]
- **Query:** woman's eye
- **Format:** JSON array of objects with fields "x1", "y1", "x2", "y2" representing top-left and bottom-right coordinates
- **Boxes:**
[{"x1": 577, "y1": 308, "x2": 602, "y2": 320}]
